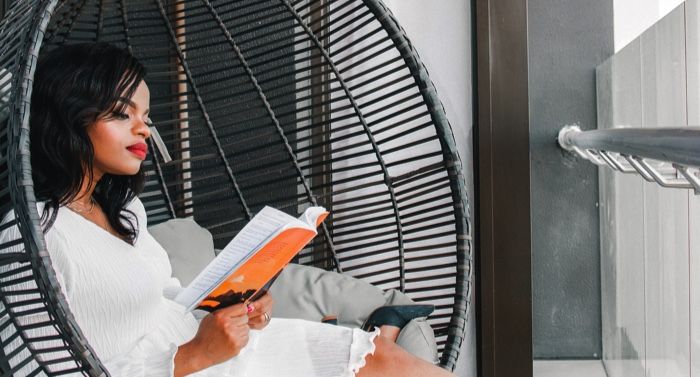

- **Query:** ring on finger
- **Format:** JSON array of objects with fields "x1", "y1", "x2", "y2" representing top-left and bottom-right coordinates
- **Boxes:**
[{"x1": 263, "y1": 312, "x2": 271, "y2": 323}]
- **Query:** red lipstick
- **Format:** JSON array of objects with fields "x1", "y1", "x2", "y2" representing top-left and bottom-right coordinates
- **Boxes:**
[{"x1": 126, "y1": 142, "x2": 148, "y2": 160}]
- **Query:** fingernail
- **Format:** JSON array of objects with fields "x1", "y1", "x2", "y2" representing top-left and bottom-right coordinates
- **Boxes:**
[{"x1": 247, "y1": 304, "x2": 254, "y2": 313}]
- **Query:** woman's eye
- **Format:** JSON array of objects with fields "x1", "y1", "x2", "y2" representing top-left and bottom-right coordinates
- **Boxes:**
[{"x1": 111, "y1": 112, "x2": 129, "y2": 120}]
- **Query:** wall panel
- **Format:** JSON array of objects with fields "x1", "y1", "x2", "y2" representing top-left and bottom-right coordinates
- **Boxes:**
[
  {"x1": 598, "y1": 38, "x2": 646, "y2": 377},
  {"x1": 598, "y1": 4, "x2": 696, "y2": 377}
]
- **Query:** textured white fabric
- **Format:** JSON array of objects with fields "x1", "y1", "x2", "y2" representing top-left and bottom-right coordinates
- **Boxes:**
[{"x1": 0, "y1": 197, "x2": 379, "y2": 376}]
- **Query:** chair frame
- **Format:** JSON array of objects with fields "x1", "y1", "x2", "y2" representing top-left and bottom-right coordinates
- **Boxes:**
[{"x1": 0, "y1": 0, "x2": 472, "y2": 374}]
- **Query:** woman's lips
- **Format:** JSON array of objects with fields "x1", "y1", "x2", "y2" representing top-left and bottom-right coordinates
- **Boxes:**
[{"x1": 126, "y1": 144, "x2": 148, "y2": 160}]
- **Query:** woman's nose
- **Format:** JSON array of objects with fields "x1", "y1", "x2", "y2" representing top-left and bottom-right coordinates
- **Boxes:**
[{"x1": 135, "y1": 118, "x2": 152, "y2": 138}]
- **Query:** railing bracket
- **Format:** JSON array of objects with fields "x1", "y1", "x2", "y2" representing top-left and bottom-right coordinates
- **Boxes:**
[{"x1": 558, "y1": 125, "x2": 700, "y2": 194}]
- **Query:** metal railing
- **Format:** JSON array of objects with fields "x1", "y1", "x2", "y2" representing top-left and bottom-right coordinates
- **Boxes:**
[{"x1": 558, "y1": 125, "x2": 700, "y2": 194}]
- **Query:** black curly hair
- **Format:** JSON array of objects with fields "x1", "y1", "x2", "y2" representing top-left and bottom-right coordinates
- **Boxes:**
[{"x1": 30, "y1": 42, "x2": 147, "y2": 245}]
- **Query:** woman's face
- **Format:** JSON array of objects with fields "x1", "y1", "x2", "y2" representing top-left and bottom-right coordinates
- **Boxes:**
[{"x1": 87, "y1": 79, "x2": 152, "y2": 179}]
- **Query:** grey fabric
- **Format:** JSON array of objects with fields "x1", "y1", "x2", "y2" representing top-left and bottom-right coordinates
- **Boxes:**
[
  {"x1": 271, "y1": 264, "x2": 438, "y2": 363},
  {"x1": 147, "y1": 218, "x2": 216, "y2": 287},
  {"x1": 382, "y1": 289, "x2": 439, "y2": 364},
  {"x1": 151, "y1": 219, "x2": 437, "y2": 362},
  {"x1": 396, "y1": 320, "x2": 439, "y2": 364},
  {"x1": 269, "y1": 264, "x2": 387, "y2": 328}
]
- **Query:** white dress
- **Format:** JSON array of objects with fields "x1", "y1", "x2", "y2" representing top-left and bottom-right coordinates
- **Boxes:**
[{"x1": 0, "y1": 197, "x2": 379, "y2": 377}]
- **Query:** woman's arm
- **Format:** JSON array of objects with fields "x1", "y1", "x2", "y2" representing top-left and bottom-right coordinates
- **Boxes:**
[
  {"x1": 173, "y1": 303, "x2": 251, "y2": 376},
  {"x1": 0, "y1": 209, "x2": 247, "y2": 377},
  {"x1": 99, "y1": 303, "x2": 250, "y2": 377}
]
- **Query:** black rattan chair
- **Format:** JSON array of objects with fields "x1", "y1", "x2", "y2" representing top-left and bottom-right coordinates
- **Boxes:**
[{"x1": 0, "y1": 0, "x2": 471, "y2": 375}]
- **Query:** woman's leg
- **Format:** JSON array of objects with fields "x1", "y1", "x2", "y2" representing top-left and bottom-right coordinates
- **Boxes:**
[
  {"x1": 377, "y1": 325, "x2": 401, "y2": 341},
  {"x1": 356, "y1": 335, "x2": 455, "y2": 377}
]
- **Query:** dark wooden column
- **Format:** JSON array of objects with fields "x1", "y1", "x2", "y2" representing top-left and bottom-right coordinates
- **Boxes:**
[{"x1": 474, "y1": 0, "x2": 532, "y2": 376}]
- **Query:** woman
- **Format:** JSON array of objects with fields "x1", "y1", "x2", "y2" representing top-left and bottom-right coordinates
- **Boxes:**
[{"x1": 0, "y1": 43, "x2": 455, "y2": 377}]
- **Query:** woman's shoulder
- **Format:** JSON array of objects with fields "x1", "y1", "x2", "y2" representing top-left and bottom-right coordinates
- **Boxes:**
[
  {"x1": 126, "y1": 195, "x2": 146, "y2": 221},
  {"x1": 123, "y1": 195, "x2": 151, "y2": 235},
  {"x1": 1, "y1": 196, "x2": 147, "y2": 235},
  {"x1": 1, "y1": 201, "x2": 48, "y2": 226},
  {"x1": 0, "y1": 201, "x2": 59, "y2": 249}
]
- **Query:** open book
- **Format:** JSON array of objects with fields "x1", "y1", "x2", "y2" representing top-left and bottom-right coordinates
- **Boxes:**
[{"x1": 174, "y1": 206, "x2": 328, "y2": 312}]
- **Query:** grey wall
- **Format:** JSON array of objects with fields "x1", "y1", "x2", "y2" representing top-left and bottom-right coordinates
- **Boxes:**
[{"x1": 528, "y1": 0, "x2": 613, "y2": 359}]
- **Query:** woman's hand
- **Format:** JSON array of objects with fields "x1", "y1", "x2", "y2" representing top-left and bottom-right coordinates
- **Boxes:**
[
  {"x1": 247, "y1": 292, "x2": 274, "y2": 330},
  {"x1": 174, "y1": 303, "x2": 250, "y2": 376}
]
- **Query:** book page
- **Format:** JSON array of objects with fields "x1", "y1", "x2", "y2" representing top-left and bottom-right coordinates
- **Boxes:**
[
  {"x1": 175, "y1": 206, "x2": 294, "y2": 310},
  {"x1": 299, "y1": 206, "x2": 329, "y2": 228},
  {"x1": 277, "y1": 207, "x2": 329, "y2": 233}
]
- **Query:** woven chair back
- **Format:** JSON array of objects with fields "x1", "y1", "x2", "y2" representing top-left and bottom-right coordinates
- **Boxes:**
[{"x1": 0, "y1": 0, "x2": 471, "y2": 374}]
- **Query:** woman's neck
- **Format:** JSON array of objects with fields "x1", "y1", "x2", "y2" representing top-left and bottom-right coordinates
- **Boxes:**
[{"x1": 72, "y1": 169, "x2": 103, "y2": 206}]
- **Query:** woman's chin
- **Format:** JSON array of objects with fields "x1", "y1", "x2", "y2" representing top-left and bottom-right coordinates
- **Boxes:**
[
  {"x1": 108, "y1": 165, "x2": 142, "y2": 176},
  {"x1": 127, "y1": 166, "x2": 142, "y2": 175}
]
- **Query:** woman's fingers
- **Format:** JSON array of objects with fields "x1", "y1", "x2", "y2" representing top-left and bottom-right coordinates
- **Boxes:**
[
  {"x1": 248, "y1": 293, "x2": 274, "y2": 317},
  {"x1": 213, "y1": 304, "x2": 250, "y2": 326},
  {"x1": 247, "y1": 310, "x2": 271, "y2": 330},
  {"x1": 247, "y1": 312, "x2": 269, "y2": 330},
  {"x1": 247, "y1": 293, "x2": 274, "y2": 330},
  {"x1": 187, "y1": 303, "x2": 252, "y2": 370},
  {"x1": 206, "y1": 294, "x2": 274, "y2": 331},
  {"x1": 218, "y1": 303, "x2": 248, "y2": 317},
  {"x1": 225, "y1": 323, "x2": 250, "y2": 348},
  {"x1": 227, "y1": 314, "x2": 250, "y2": 326}
]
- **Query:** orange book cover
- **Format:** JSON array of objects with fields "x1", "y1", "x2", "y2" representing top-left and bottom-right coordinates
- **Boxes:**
[{"x1": 175, "y1": 206, "x2": 328, "y2": 312}]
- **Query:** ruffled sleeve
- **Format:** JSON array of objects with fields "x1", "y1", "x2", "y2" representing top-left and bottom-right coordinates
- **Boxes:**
[{"x1": 102, "y1": 343, "x2": 179, "y2": 377}]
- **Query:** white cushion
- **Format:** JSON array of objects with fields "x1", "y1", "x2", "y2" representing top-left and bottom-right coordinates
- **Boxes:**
[{"x1": 147, "y1": 218, "x2": 215, "y2": 286}]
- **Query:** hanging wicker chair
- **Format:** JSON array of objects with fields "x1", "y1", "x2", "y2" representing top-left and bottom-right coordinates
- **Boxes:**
[{"x1": 0, "y1": 0, "x2": 471, "y2": 375}]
